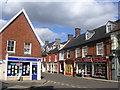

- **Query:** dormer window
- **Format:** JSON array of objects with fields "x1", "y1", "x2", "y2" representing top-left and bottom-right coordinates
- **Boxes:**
[
  {"x1": 106, "y1": 21, "x2": 116, "y2": 33},
  {"x1": 86, "y1": 30, "x2": 95, "y2": 40}
]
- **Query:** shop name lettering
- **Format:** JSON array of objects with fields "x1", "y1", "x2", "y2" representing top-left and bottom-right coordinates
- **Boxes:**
[
  {"x1": 10, "y1": 63, "x2": 23, "y2": 65},
  {"x1": 18, "y1": 58, "x2": 27, "y2": 61}
]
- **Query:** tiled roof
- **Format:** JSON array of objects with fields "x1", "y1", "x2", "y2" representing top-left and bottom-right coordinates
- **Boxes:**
[{"x1": 63, "y1": 25, "x2": 110, "y2": 49}]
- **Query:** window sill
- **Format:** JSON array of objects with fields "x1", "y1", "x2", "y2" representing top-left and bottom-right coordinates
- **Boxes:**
[{"x1": 7, "y1": 51, "x2": 15, "y2": 54}]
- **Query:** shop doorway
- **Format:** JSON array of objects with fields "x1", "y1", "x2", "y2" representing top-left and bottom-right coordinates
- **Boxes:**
[{"x1": 32, "y1": 65, "x2": 37, "y2": 80}]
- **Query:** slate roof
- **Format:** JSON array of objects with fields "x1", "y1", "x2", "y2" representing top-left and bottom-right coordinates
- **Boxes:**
[{"x1": 63, "y1": 25, "x2": 110, "y2": 49}]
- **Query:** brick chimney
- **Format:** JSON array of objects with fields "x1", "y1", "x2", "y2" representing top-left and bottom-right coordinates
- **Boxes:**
[
  {"x1": 68, "y1": 34, "x2": 73, "y2": 40},
  {"x1": 55, "y1": 39, "x2": 61, "y2": 45},
  {"x1": 75, "y1": 28, "x2": 80, "y2": 37},
  {"x1": 45, "y1": 40, "x2": 49, "y2": 45}
]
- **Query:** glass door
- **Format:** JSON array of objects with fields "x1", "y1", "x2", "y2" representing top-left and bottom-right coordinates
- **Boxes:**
[{"x1": 32, "y1": 65, "x2": 37, "y2": 80}]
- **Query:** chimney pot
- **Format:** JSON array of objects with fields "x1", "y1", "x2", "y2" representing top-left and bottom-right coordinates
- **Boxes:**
[
  {"x1": 68, "y1": 34, "x2": 73, "y2": 40},
  {"x1": 75, "y1": 28, "x2": 81, "y2": 37}
]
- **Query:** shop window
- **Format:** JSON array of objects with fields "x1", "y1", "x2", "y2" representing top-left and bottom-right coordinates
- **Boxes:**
[
  {"x1": 96, "y1": 42, "x2": 104, "y2": 55},
  {"x1": 7, "y1": 40, "x2": 16, "y2": 53},
  {"x1": 94, "y1": 63, "x2": 106, "y2": 77},
  {"x1": 66, "y1": 64, "x2": 72, "y2": 74},
  {"x1": 76, "y1": 48, "x2": 80, "y2": 58},
  {"x1": 82, "y1": 46, "x2": 87, "y2": 57},
  {"x1": 7, "y1": 62, "x2": 30, "y2": 76},
  {"x1": 67, "y1": 50, "x2": 70, "y2": 59},
  {"x1": 24, "y1": 42, "x2": 32, "y2": 55}
]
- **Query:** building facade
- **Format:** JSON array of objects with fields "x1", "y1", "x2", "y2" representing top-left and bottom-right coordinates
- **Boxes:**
[
  {"x1": 111, "y1": 20, "x2": 120, "y2": 80},
  {"x1": 61, "y1": 24, "x2": 115, "y2": 80},
  {"x1": 0, "y1": 9, "x2": 43, "y2": 80},
  {"x1": 42, "y1": 39, "x2": 62, "y2": 74}
]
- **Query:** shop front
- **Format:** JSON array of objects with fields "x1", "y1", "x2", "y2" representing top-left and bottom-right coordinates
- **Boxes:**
[
  {"x1": 6, "y1": 56, "x2": 41, "y2": 80},
  {"x1": 76, "y1": 57, "x2": 109, "y2": 79},
  {"x1": 65, "y1": 59, "x2": 74, "y2": 76}
]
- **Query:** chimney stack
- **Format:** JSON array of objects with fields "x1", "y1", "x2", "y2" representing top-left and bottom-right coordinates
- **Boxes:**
[
  {"x1": 68, "y1": 34, "x2": 73, "y2": 40},
  {"x1": 75, "y1": 28, "x2": 80, "y2": 37},
  {"x1": 45, "y1": 40, "x2": 49, "y2": 45},
  {"x1": 55, "y1": 39, "x2": 61, "y2": 45}
]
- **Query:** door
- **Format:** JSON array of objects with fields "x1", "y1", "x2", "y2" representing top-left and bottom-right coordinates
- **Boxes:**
[{"x1": 32, "y1": 65, "x2": 37, "y2": 80}]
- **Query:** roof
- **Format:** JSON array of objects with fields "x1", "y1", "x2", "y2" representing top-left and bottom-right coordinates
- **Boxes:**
[
  {"x1": 112, "y1": 20, "x2": 120, "y2": 32},
  {"x1": 0, "y1": 9, "x2": 44, "y2": 46},
  {"x1": 63, "y1": 25, "x2": 110, "y2": 49}
]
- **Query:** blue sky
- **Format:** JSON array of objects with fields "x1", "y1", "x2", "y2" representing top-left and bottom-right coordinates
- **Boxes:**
[{"x1": 0, "y1": 0, "x2": 118, "y2": 43}]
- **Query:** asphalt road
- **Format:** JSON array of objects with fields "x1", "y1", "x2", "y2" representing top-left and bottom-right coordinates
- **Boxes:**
[{"x1": 42, "y1": 72, "x2": 119, "y2": 89}]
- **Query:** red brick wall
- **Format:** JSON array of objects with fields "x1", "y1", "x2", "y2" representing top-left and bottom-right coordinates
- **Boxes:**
[
  {"x1": 1, "y1": 13, "x2": 42, "y2": 59},
  {"x1": 64, "y1": 38, "x2": 111, "y2": 59}
]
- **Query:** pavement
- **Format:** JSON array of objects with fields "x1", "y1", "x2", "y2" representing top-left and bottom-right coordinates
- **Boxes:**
[
  {"x1": 1, "y1": 79, "x2": 47, "y2": 90},
  {"x1": 0, "y1": 81, "x2": 2, "y2": 90}
]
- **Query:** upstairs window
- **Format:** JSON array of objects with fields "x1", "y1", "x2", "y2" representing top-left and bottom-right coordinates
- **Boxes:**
[
  {"x1": 7, "y1": 40, "x2": 16, "y2": 53},
  {"x1": 96, "y1": 42, "x2": 104, "y2": 55},
  {"x1": 86, "y1": 30, "x2": 95, "y2": 40},
  {"x1": 82, "y1": 46, "x2": 87, "y2": 57},
  {"x1": 59, "y1": 51, "x2": 64, "y2": 60},
  {"x1": 24, "y1": 42, "x2": 32, "y2": 55},
  {"x1": 76, "y1": 48, "x2": 80, "y2": 58},
  {"x1": 106, "y1": 21, "x2": 115, "y2": 33},
  {"x1": 67, "y1": 50, "x2": 70, "y2": 59}
]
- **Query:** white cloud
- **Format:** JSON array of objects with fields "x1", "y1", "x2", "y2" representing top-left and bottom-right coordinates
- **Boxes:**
[
  {"x1": 1, "y1": 1, "x2": 118, "y2": 37},
  {"x1": 0, "y1": 19, "x2": 8, "y2": 29},
  {"x1": 35, "y1": 28, "x2": 66, "y2": 42}
]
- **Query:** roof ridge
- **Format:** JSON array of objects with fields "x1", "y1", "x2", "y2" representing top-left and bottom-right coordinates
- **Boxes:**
[{"x1": 0, "y1": 9, "x2": 44, "y2": 46}]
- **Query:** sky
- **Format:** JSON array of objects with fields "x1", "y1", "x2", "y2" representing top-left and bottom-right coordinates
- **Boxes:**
[{"x1": 0, "y1": 0, "x2": 119, "y2": 44}]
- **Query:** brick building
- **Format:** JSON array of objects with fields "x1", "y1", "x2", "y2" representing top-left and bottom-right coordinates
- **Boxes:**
[
  {"x1": 111, "y1": 20, "x2": 120, "y2": 80},
  {"x1": 0, "y1": 9, "x2": 43, "y2": 80},
  {"x1": 61, "y1": 21, "x2": 116, "y2": 80},
  {"x1": 42, "y1": 39, "x2": 62, "y2": 73}
]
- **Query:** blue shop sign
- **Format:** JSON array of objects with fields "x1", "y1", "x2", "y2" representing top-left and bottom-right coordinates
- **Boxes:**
[{"x1": 8, "y1": 57, "x2": 40, "y2": 62}]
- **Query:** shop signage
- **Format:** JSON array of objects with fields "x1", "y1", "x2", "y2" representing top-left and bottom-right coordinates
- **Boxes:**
[
  {"x1": 76, "y1": 57, "x2": 107, "y2": 62},
  {"x1": 8, "y1": 57, "x2": 40, "y2": 62},
  {"x1": 92, "y1": 57, "x2": 106, "y2": 61}
]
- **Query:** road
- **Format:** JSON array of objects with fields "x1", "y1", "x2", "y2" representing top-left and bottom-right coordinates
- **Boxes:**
[{"x1": 42, "y1": 72, "x2": 119, "y2": 89}]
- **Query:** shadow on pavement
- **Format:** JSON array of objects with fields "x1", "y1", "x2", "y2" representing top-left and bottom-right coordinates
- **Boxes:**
[{"x1": 4, "y1": 86, "x2": 55, "y2": 90}]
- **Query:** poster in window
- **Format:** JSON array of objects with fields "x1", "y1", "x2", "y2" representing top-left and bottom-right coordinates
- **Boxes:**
[
  {"x1": 15, "y1": 70, "x2": 17, "y2": 73},
  {"x1": 23, "y1": 72, "x2": 25, "y2": 75},
  {"x1": 12, "y1": 65, "x2": 14, "y2": 68},
  {"x1": 12, "y1": 69, "x2": 14, "y2": 71},
  {"x1": 20, "y1": 70, "x2": 22, "y2": 73},
  {"x1": 15, "y1": 66, "x2": 17, "y2": 69},
  {"x1": 20, "y1": 66, "x2": 22, "y2": 69},
  {"x1": 8, "y1": 65, "x2": 11, "y2": 69},
  {"x1": 12, "y1": 72, "x2": 14, "y2": 75},
  {"x1": 23, "y1": 69, "x2": 25, "y2": 71},
  {"x1": 8, "y1": 70, "x2": 11, "y2": 74},
  {"x1": 26, "y1": 70, "x2": 28, "y2": 74}
]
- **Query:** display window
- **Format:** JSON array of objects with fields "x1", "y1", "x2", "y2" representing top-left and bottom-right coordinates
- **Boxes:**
[
  {"x1": 66, "y1": 64, "x2": 73, "y2": 74},
  {"x1": 7, "y1": 61, "x2": 30, "y2": 76},
  {"x1": 94, "y1": 62, "x2": 106, "y2": 77}
]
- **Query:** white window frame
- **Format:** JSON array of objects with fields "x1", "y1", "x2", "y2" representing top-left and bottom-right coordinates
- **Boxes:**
[
  {"x1": 59, "y1": 51, "x2": 64, "y2": 60},
  {"x1": 7, "y1": 40, "x2": 16, "y2": 53},
  {"x1": 24, "y1": 42, "x2": 32, "y2": 55},
  {"x1": 82, "y1": 46, "x2": 87, "y2": 57},
  {"x1": 67, "y1": 50, "x2": 70, "y2": 59},
  {"x1": 75, "y1": 48, "x2": 80, "y2": 58},
  {"x1": 96, "y1": 42, "x2": 104, "y2": 55}
]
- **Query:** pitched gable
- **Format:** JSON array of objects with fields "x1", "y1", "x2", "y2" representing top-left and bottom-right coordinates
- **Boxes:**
[{"x1": 0, "y1": 9, "x2": 43, "y2": 46}]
